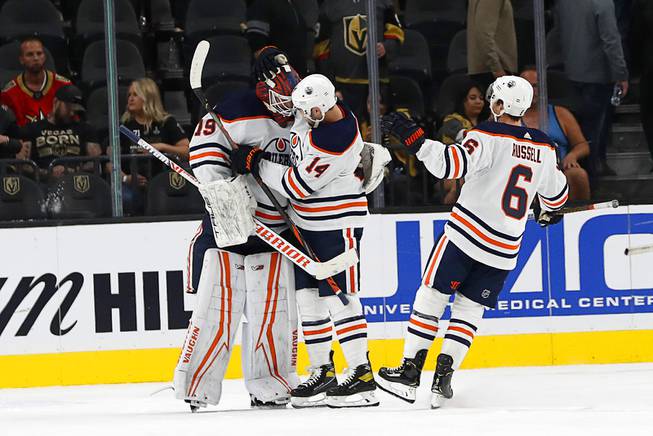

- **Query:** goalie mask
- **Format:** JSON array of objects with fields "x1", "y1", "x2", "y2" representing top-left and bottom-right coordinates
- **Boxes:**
[{"x1": 255, "y1": 66, "x2": 301, "y2": 126}]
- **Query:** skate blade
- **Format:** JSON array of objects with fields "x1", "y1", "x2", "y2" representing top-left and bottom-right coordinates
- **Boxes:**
[
  {"x1": 375, "y1": 377, "x2": 416, "y2": 404},
  {"x1": 291, "y1": 392, "x2": 327, "y2": 408},
  {"x1": 187, "y1": 400, "x2": 207, "y2": 413},
  {"x1": 326, "y1": 391, "x2": 380, "y2": 408},
  {"x1": 251, "y1": 400, "x2": 290, "y2": 410},
  {"x1": 430, "y1": 392, "x2": 449, "y2": 409}
]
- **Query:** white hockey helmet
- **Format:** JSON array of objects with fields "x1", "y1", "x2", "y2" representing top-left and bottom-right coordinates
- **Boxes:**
[
  {"x1": 487, "y1": 75, "x2": 533, "y2": 119},
  {"x1": 292, "y1": 74, "x2": 337, "y2": 127}
]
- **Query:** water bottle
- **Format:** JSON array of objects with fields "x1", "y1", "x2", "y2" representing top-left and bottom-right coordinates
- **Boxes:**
[{"x1": 611, "y1": 83, "x2": 623, "y2": 106}]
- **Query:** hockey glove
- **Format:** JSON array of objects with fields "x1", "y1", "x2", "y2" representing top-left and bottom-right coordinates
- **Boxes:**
[
  {"x1": 254, "y1": 46, "x2": 291, "y2": 82},
  {"x1": 230, "y1": 145, "x2": 270, "y2": 177},
  {"x1": 380, "y1": 112, "x2": 426, "y2": 154},
  {"x1": 532, "y1": 201, "x2": 563, "y2": 227}
]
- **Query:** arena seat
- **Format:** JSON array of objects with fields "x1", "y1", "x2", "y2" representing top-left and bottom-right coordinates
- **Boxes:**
[
  {"x1": 184, "y1": 0, "x2": 246, "y2": 44},
  {"x1": 0, "y1": 41, "x2": 56, "y2": 87},
  {"x1": 85, "y1": 85, "x2": 130, "y2": 137},
  {"x1": 45, "y1": 173, "x2": 112, "y2": 219},
  {"x1": 149, "y1": 0, "x2": 176, "y2": 32},
  {"x1": 0, "y1": 0, "x2": 68, "y2": 73},
  {"x1": 0, "y1": 174, "x2": 45, "y2": 221},
  {"x1": 446, "y1": 29, "x2": 467, "y2": 74},
  {"x1": 145, "y1": 171, "x2": 204, "y2": 216},
  {"x1": 435, "y1": 73, "x2": 472, "y2": 122},
  {"x1": 75, "y1": 0, "x2": 141, "y2": 46},
  {"x1": 163, "y1": 90, "x2": 192, "y2": 128},
  {"x1": 199, "y1": 35, "x2": 251, "y2": 86},
  {"x1": 80, "y1": 39, "x2": 145, "y2": 90},
  {"x1": 403, "y1": 0, "x2": 466, "y2": 80},
  {"x1": 388, "y1": 30, "x2": 431, "y2": 83},
  {"x1": 389, "y1": 76, "x2": 425, "y2": 119}
]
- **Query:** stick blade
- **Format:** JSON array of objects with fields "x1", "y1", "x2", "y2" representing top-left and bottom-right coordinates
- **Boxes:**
[
  {"x1": 190, "y1": 40, "x2": 210, "y2": 90},
  {"x1": 313, "y1": 249, "x2": 359, "y2": 280}
]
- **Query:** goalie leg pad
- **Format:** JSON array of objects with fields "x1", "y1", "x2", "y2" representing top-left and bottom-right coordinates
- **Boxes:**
[
  {"x1": 242, "y1": 252, "x2": 299, "y2": 404},
  {"x1": 173, "y1": 249, "x2": 246, "y2": 406},
  {"x1": 296, "y1": 287, "x2": 332, "y2": 367}
]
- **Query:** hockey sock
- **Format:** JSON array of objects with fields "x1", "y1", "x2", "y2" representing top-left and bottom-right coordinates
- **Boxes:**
[
  {"x1": 296, "y1": 288, "x2": 333, "y2": 367},
  {"x1": 403, "y1": 285, "x2": 451, "y2": 359},
  {"x1": 326, "y1": 294, "x2": 369, "y2": 368},
  {"x1": 441, "y1": 293, "x2": 485, "y2": 370}
]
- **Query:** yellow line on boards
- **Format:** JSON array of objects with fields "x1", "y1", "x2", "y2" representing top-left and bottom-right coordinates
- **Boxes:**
[{"x1": 1, "y1": 330, "x2": 652, "y2": 388}]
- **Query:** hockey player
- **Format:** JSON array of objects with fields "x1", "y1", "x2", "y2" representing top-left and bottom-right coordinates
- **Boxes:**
[
  {"x1": 230, "y1": 74, "x2": 379, "y2": 408},
  {"x1": 376, "y1": 76, "x2": 568, "y2": 408},
  {"x1": 172, "y1": 49, "x2": 302, "y2": 411}
]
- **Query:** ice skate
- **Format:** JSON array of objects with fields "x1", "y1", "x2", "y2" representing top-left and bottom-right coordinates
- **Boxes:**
[
  {"x1": 291, "y1": 352, "x2": 337, "y2": 408},
  {"x1": 376, "y1": 349, "x2": 427, "y2": 403},
  {"x1": 185, "y1": 399, "x2": 207, "y2": 413},
  {"x1": 430, "y1": 353, "x2": 454, "y2": 409},
  {"x1": 326, "y1": 362, "x2": 379, "y2": 408},
  {"x1": 250, "y1": 395, "x2": 290, "y2": 409}
]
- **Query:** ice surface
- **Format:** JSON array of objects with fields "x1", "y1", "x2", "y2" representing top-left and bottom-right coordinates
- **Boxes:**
[{"x1": 1, "y1": 363, "x2": 652, "y2": 436}]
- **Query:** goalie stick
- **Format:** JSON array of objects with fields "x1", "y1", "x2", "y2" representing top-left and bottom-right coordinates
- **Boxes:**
[
  {"x1": 119, "y1": 126, "x2": 357, "y2": 280},
  {"x1": 528, "y1": 199, "x2": 619, "y2": 220},
  {"x1": 190, "y1": 40, "x2": 351, "y2": 306}
]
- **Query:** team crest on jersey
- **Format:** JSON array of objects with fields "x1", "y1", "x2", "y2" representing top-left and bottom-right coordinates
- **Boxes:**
[
  {"x1": 343, "y1": 14, "x2": 368, "y2": 56},
  {"x1": 481, "y1": 289, "x2": 491, "y2": 299},
  {"x1": 168, "y1": 172, "x2": 186, "y2": 190},
  {"x1": 73, "y1": 175, "x2": 90, "y2": 194},
  {"x1": 2, "y1": 176, "x2": 20, "y2": 195}
]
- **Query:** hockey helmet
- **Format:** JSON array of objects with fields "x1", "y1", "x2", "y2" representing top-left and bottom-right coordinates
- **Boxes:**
[
  {"x1": 487, "y1": 75, "x2": 533, "y2": 119},
  {"x1": 255, "y1": 65, "x2": 301, "y2": 118},
  {"x1": 292, "y1": 74, "x2": 337, "y2": 127}
]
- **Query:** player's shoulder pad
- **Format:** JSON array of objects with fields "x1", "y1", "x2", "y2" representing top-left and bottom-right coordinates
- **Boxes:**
[
  {"x1": 308, "y1": 104, "x2": 359, "y2": 155},
  {"x1": 214, "y1": 89, "x2": 271, "y2": 122},
  {"x1": 472, "y1": 121, "x2": 555, "y2": 149}
]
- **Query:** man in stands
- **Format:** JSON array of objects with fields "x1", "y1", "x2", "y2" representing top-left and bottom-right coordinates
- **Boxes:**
[
  {"x1": 20, "y1": 85, "x2": 101, "y2": 179},
  {"x1": 0, "y1": 104, "x2": 24, "y2": 159},
  {"x1": 0, "y1": 37, "x2": 71, "y2": 126}
]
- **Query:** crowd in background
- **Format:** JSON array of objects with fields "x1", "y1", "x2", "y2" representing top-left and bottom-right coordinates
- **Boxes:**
[{"x1": 0, "y1": 0, "x2": 649, "y2": 220}]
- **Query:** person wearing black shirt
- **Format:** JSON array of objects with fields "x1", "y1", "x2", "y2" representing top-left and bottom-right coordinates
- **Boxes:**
[
  {"x1": 20, "y1": 85, "x2": 100, "y2": 179},
  {"x1": 114, "y1": 78, "x2": 189, "y2": 214},
  {"x1": 0, "y1": 104, "x2": 23, "y2": 159}
]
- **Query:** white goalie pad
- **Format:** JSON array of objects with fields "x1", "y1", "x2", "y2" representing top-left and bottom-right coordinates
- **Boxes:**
[
  {"x1": 361, "y1": 142, "x2": 392, "y2": 194},
  {"x1": 198, "y1": 175, "x2": 257, "y2": 248},
  {"x1": 173, "y1": 249, "x2": 246, "y2": 406},
  {"x1": 241, "y1": 252, "x2": 300, "y2": 403}
]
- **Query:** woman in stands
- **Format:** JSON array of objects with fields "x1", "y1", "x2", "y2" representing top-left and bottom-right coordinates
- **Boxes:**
[
  {"x1": 436, "y1": 79, "x2": 486, "y2": 204},
  {"x1": 520, "y1": 67, "x2": 590, "y2": 201},
  {"x1": 109, "y1": 78, "x2": 189, "y2": 214}
]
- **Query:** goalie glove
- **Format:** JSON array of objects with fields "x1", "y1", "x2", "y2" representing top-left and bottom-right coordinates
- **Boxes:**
[
  {"x1": 254, "y1": 46, "x2": 292, "y2": 83},
  {"x1": 532, "y1": 201, "x2": 563, "y2": 227},
  {"x1": 360, "y1": 142, "x2": 391, "y2": 194},
  {"x1": 198, "y1": 176, "x2": 257, "y2": 247},
  {"x1": 380, "y1": 112, "x2": 426, "y2": 154}
]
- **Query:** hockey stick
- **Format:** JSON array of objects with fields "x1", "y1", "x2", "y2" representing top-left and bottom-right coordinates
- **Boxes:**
[
  {"x1": 119, "y1": 126, "x2": 357, "y2": 280},
  {"x1": 190, "y1": 40, "x2": 351, "y2": 306},
  {"x1": 528, "y1": 199, "x2": 619, "y2": 220},
  {"x1": 624, "y1": 244, "x2": 653, "y2": 256}
]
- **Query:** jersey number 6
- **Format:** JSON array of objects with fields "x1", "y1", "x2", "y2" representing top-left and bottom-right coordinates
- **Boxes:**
[{"x1": 502, "y1": 165, "x2": 533, "y2": 219}]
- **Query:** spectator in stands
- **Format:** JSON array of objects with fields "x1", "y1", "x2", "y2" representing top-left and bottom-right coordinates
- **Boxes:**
[
  {"x1": 114, "y1": 78, "x2": 189, "y2": 214},
  {"x1": 0, "y1": 37, "x2": 71, "y2": 126},
  {"x1": 314, "y1": 0, "x2": 404, "y2": 119},
  {"x1": 520, "y1": 67, "x2": 591, "y2": 201},
  {"x1": 436, "y1": 79, "x2": 486, "y2": 204},
  {"x1": 630, "y1": 0, "x2": 653, "y2": 169},
  {"x1": 0, "y1": 105, "x2": 24, "y2": 159},
  {"x1": 554, "y1": 0, "x2": 629, "y2": 177},
  {"x1": 467, "y1": 0, "x2": 517, "y2": 92},
  {"x1": 246, "y1": 0, "x2": 313, "y2": 76},
  {"x1": 20, "y1": 85, "x2": 101, "y2": 180}
]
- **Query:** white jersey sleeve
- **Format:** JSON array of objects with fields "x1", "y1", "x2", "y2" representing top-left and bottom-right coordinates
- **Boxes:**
[
  {"x1": 536, "y1": 161, "x2": 569, "y2": 212},
  {"x1": 416, "y1": 129, "x2": 493, "y2": 180},
  {"x1": 188, "y1": 115, "x2": 232, "y2": 184}
]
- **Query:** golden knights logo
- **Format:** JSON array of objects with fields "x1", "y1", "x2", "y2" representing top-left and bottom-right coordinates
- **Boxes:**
[
  {"x1": 343, "y1": 14, "x2": 368, "y2": 56},
  {"x1": 2, "y1": 176, "x2": 20, "y2": 195},
  {"x1": 73, "y1": 175, "x2": 90, "y2": 193},
  {"x1": 169, "y1": 172, "x2": 186, "y2": 190}
]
